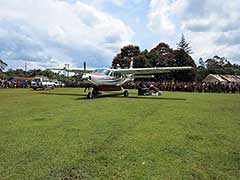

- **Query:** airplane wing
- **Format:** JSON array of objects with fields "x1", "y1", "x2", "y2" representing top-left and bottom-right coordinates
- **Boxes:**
[
  {"x1": 49, "y1": 68, "x2": 94, "y2": 73},
  {"x1": 114, "y1": 66, "x2": 193, "y2": 75}
]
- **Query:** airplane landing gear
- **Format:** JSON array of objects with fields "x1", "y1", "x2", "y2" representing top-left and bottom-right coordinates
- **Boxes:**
[
  {"x1": 87, "y1": 92, "x2": 93, "y2": 99},
  {"x1": 87, "y1": 88, "x2": 99, "y2": 99},
  {"x1": 123, "y1": 90, "x2": 129, "y2": 97}
]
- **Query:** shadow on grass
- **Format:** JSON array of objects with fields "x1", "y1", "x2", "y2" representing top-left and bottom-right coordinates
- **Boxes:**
[
  {"x1": 126, "y1": 96, "x2": 186, "y2": 101},
  {"x1": 76, "y1": 94, "x2": 186, "y2": 101},
  {"x1": 39, "y1": 92, "x2": 186, "y2": 101},
  {"x1": 39, "y1": 92, "x2": 86, "y2": 96}
]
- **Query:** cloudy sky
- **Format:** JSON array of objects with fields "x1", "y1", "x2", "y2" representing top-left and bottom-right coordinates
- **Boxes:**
[{"x1": 0, "y1": 0, "x2": 240, "y2": 69}]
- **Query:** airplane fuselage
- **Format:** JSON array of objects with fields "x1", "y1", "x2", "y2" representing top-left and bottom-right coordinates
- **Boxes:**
[{"x1": 81, "y1": 69, "x2": 131, "y2": 91}]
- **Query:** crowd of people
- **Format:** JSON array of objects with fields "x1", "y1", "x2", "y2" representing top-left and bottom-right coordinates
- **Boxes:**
[
  {"x1": 127, "y1": 81, "x2": 240, "y2": 94},
  {"x1": 0, "y1": 79, "x2": 30, "y2": 88},
  {"x1": 1, "y1": 77, "x2": 240, "y2": 93}
]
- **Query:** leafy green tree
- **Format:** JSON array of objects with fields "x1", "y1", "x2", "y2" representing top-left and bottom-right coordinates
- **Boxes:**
[
  {"x1": 148, "y1": 42, "x2": 175, "y2": 67},
  {"x1": 112, "y1": 45, "x2": 140, "y2": 68},
  {"x1": 112, "y1": 41, "x2": 197, "y2": 82},
  {"x1": 148, "y1": 43, "x2": 196, "y2": 82},
  {"x1": 198, "y1": 58, "x2": 205, "y2": 68},
  {"x1": 177, "y1": 34, "x2": 193, "y2": 54},
  {"x1": 173, "y1": 49, "x2": 195, "y2": 67},
  {"x1": 5, "y1": 69, "x2": 16, "y2": 77},
  {"x1": 196, "y1": 58, "x2": 207, "y2": 82},
  {"x1": 205, "y1": 56, "x2": 240, "y2": 75},
  {"x1": 133, "y1": 53, "x2": 148, "y2": 68},
  {"x1": 194, "y1": 56, "x2": 240, "y2": 82},
  {"x1": 172, "y1": 49, "x2": 196, "y2": 82},
  {"x1": 0, "y1": 71, "x2": 6, "y2": 79}
]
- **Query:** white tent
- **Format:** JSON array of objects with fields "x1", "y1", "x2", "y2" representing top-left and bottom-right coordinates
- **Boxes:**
[
  {"x1": 203, "y1": 74, "x2": 227, "y2": 83},
  {"x1": 203, "y1": 74, "x2": 240, "y2": 84}
]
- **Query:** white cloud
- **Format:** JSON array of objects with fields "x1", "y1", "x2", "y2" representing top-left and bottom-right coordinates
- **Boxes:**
[
  {"x1": 181, "y1": 0, "x2": 240, "y2": 62},
  {"x1": 148, "y1": 0, "x2": 188, "y2": 34},
  {"x1": 148, "y1": 0, "x2": 240, "y2": 63},
  {"x1": 0, "y1": 0, "x2": 134, "y2": 69},
  {"x1": 148, "y1": 0, "x2": 176, "y2": 34},
  {"x1": 74, "y1": 0, "x2": 126, "y2": 9}
]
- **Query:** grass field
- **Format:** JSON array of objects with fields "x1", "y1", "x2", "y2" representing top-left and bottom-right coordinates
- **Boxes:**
[{"x1": 0, "y1": 88, "x2": 239, "y2": 180}]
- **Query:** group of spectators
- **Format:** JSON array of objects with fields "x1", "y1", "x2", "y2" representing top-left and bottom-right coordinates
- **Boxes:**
[
  {"x1": 127, "y1": 81, "x2": 240, "y2": 94},
  {"x1": 1, "y1": 77, "x2": 240, "y2": 93},
  {"x1": 0, "y1": 79, "x2": 30, "y2": 88}
]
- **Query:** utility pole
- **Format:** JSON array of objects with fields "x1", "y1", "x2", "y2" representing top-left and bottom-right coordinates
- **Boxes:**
[{"x1": 24, "y1": 61, "x2": 27, "y2": 75}]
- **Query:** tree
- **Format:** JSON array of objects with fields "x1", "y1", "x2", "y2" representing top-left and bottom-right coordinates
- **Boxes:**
[
  {"x1": 0, "y1": 71, "x2": 6, "y2": 79},
  {"x1": 194, "y1": 56, "x2": 240, "y2": 82},
  {"x1": 198, "y1": 58, "x2": 205, "y2": 68},
  {"x1": 112, "y1": 45, "x2": 140, "y2": 68},
  {"x1": 0, "y1": 59, "x2": 7, "y2": 71},
  {"x1": 205, "y1": 56, "x2": 240, "y2": 75},
  {"x1": 172, "y1": 49, "x2": 196, "y2": 82},
  {"x1": 177, "y1": 34, "x2": 193, "y2": 54},
  {"x1": 196, "y1": 58, "x2": 207, "y2": 82},
  {"x1": 112, "y1": 41, "x2": 197, "y2": 82},
  {"x1": 149, "y1": 43, "x2": 196, "y2": 81},
  {"x1": 133, "y1": 50, "x2": 150, "y2": 68},
  {"x1": 149, "y1": 42, "x2": 174, "y2": 67}
]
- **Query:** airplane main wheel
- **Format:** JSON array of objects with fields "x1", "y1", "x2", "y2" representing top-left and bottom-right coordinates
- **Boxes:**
[
  {"x1": 123, "y1": 90, "x2": 129, "y2": 97},
  {"x1": 92, "y1": 89, "x2": 98, "y2": 96},
  {"x1": 87, "y1": 92, "x2": 93, "y2": 99}
]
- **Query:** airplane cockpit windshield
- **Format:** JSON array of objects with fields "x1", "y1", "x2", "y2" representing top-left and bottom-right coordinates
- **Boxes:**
[{"x1": 93, "y1": 69, "x2": 111, "y2": 75}]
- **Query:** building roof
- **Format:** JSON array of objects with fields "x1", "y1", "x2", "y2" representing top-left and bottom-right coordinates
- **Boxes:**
[
  {"x1": 222, "y1": 75, "x2": 240, "y2": 83},
  {"x1": 34, "y1": 75, "x2": 48, "y2": 78},
  {"x1": 9, "y1": 77, "x2": 33, "y2": 81},
  {"x1": 13, "y1": 77, "x2": 32, "y2": 81},
  {"x1": 203, "y1": 74, "x2": 240, "y2": 83},
  {"x1": 203, "y1": 74, "x2": 227, "y2": 83}
]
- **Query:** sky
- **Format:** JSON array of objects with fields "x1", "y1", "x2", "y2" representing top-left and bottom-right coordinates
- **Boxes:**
[{"x1": 0, "y1": 0, "x2": 240, "y2": 70}]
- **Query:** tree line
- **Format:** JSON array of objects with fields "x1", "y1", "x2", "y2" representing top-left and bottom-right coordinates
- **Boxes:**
[
  {"x1": 196, "y1": 56, "x2": 240, "y2": 81},
  {"x1": 112, "y1": 34, "x2": 240, "y2": 82}
]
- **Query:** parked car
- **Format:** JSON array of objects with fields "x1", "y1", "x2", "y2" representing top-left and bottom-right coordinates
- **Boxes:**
[{"x1": 31, "y1": 76, "x2": 55, "y2": 90}]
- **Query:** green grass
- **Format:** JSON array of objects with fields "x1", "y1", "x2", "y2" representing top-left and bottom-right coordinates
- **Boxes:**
[{"x1": 0, "y1": 88, "x2": 239, "y2": 180}]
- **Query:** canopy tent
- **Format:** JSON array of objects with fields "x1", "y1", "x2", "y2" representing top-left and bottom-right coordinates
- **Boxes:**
[
  {"x1": 203, "y1": 74, "x2": 227, "y2": 83},
  {"x1": 203, "y1": 74, "x2": 240, "y2": 84}
]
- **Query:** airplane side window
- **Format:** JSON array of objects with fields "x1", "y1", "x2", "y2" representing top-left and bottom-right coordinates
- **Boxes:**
[{"x1": 116, "y1": 72, "x2": 121, "y2": 78}]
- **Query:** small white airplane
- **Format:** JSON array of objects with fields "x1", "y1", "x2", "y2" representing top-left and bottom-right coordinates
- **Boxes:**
[{"x1": 51, "y1": 62, "x2": 193, "y2": 99}]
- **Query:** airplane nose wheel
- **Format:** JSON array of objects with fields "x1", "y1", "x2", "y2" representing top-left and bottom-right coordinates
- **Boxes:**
[
  {"x1": 87, "y1": 89, "x2": 98, "y2": 99},
  {"x1": 123, "y1": 90, "x2": 129, "y2": 97},
  {"x1": 87, "y1": 92, "x2": 93, "y2": 99}
]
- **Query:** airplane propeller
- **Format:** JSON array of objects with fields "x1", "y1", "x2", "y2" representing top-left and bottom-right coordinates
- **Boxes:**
[
  {"x1": 84, "y1": 61, "x2": 86, "y2": 73},
  {"x1": 78, "y1": 61, "x2": 87, "y2": 81}
]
